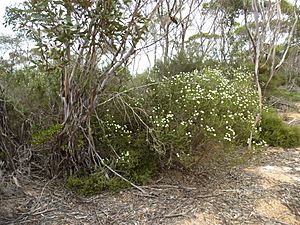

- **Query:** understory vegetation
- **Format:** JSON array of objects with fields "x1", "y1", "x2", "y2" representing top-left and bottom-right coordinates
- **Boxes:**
[
  {"x1": 1, "y1": 0, "x2": 300, "y2": 196},
  {"x1": 65, "y1": 67, "x2": 262, "y2": 195},
  {"x1": 3, "y1": 61, "x2": 300, "y2": 196},
  {"x1": 261, "y1": 110, "x2": 300, "y2": 148}
]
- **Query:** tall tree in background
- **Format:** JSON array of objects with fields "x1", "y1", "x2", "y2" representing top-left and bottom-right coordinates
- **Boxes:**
[{"x1": 243, "y1": 0, "x2": 299, "y2": 148}]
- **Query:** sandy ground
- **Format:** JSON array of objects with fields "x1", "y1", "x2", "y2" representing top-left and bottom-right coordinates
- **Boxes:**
[{"x1": 179, "y1": 147, "x2": 300, "y2": 225}]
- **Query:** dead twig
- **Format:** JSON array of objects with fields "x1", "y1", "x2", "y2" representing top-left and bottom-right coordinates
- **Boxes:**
[
  {"x1": 164, "y1": 212, "x2": 189, "y2": 218},
  {"x1": 143, "y1": 184, "x2": 197, "y2": 191},
  {"x1": 132, "y1": 192, "x2": 158, "y2": 198}
]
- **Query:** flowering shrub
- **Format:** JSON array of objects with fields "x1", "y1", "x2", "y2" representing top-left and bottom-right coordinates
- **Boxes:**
[
  {"x1": 66, "y1": 66, "x2": 300, "y2": 194},
  {"x1": 147, "y1": 68, "x2": 261, "y2": 165},
  {"x1": 68, "y1": 110, "x2": 158, "y2": 195},
  {"x1": 69, "y1": 68, "x2": 265, "y2": 194}
]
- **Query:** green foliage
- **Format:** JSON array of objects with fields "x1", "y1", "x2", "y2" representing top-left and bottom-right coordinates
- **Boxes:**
[
  {"x1": 5, "y1": 0, "x2": 147, "y2": 71},
  {"x1": 203, "y1": 0, "x2": 244, "y2": 15},
  {"x1": 66, "y1": 173, "x2": 129, "y2": 196},
  {"x1": 1, "y1": 66, "x2": 60, "y2": 120},
  {"x1": 93, "y1": 118, "x2": 158, "y2": 179},
  {"x1": 283, "y1": 90, "x2": 300, "y2": 102},
  {"x1": 115, "y1": 149, "x2": 158, "y2": 184},
  {"x1": 281, "y1": 0, "x2": 295, "y2": 14},
  {"x1": 146, "y1": 68, "x2": 262, "y2": 166},
  {"x1": 66, "y1": 146, "x2": 157, "y2": 195},
  {"x1": 260, "y1": 110, "x2": 300, "y2": 148},
  {"x1": 31, "y1": 123, "x2": 63, "y2": 145},
  {"x1": 0, "y1": 150, "x2": 7, "y2": 160},
  {"x1": 66, "y1": 157, "x2": 157, "y2": 196},
  {"x1": 258, "y1": 66, "x2": 285, "y2": 91},
  {"x1": 69, "y1": 101, "x2": 159, "y2": 195},
  {"x1": 270, "y1": 89, "x2": 300, "y2": 102},
  {"x1": 150, "y1": 52, "x2": 216, "y2": 80},
  {"x1": 104, "y1": 66, "x2": 132, "y2": 92}
]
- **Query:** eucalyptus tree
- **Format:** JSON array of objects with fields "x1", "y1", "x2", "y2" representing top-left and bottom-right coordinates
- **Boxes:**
[
  {"x1": 140, "y1": 0, "x2": 204, "y2": 65},
  {"x1": 243, "y1": 0, "x2": 299, "y2": 148},
  {"x1": 5, "y1": 0, "x2": 165, "y2": 176}
]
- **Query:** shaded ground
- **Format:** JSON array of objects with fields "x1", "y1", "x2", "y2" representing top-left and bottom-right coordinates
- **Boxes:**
[{"x1": 1, "y1": 146, "x2": 299, "y2": 225}]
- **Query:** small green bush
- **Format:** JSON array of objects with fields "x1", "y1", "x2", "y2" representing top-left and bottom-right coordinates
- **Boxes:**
[
  {"x1": 92, "y1": 114, "x2": 159, "y2": 179},
  {"x1": 260, "y1": 110, "x2": 300, "y2": 148},
  {"x1": 150, "y1": 52, "x2": 211, "y2": 80},
  {"x1": 71, "y1": 111, "x2": 159, "y2": 195},
  {"x1": 66, "y1": 147, "x2": 157, "y2": 195},
  {"x1": 259, "y1": 66, "x2": 285, "y2": 91},
  {"x1": 66, "y1": 173, "x2": 129, "y2": 196}
]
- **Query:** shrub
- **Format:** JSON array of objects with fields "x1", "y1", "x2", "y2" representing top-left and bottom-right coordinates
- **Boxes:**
[
  {"x1": 66, "y1": 102, "x2": 159, "y2": 195},
  {"x1": 258, "y1": 66, "x2": 285, "y2": 91},
  {"x1": 150, "y1": 52, "x2": 210, "y2": 80},
  {"x1": 260, "y1": 110, "x2": 300, "y2": 148},
  {"x1": 67, "y1": 67, "x2": 265, "y2": 194},
  {"x1": 66, "y1": 153, "x2": 157, "y2": 195},
  {"x1": 92, "y1": 107, "x2": 159, "y2": 178},
  {"x1": 146, "y1": 68, "x2": 261, "y2": 166},
  {"x1": 270, "y1": 89, "x2": 300, "y2": 102},
  {"x1": 66, "y1": 173, "x2": 129, "y2": 196},
  {"x1": 66, "y1": 145, "x2": 158, "y2": 195}
]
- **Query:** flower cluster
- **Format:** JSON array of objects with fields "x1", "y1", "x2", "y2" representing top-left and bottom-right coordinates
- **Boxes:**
[
  {"x1": 148, "y1": 68, "x2": 261, "y2": 161},
  {"x1": 116, "y1": 151, "x2": 131, "y2": 164},
  {"x1": 102, "y1": 120, "x2": 132, "y2": 143}
]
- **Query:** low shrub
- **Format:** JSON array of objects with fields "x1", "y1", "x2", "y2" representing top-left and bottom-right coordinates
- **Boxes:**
[
  {"x1": 66, "y1": 146, "x2": 158, "y2": 195},
  {"x1": 65, "y1": 109, "x2": 158, "y2": 195},
  {"x1": 66, "y1": 173, "x2": 129, "y2": 196},
  {"x1": 270, "y1": 89, "x2": 300, "y2": 102},
  {"x1": 146, "y1": 68, "x2": 262, "y2": 166},
  {"x1": 150, "y1": 53, "x2": 204, "y2": 80},
  {"x1": 67, "y1": 67, "x2": 268, "y2": 194},
  {"x1": 260, "y1": 110, "x2": 300, "y2": 148}
]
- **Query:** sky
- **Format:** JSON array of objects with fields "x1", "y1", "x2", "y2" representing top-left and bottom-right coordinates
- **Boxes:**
[{"x1": 0, "y1": 0, "x2": 24, "y2": 34}]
